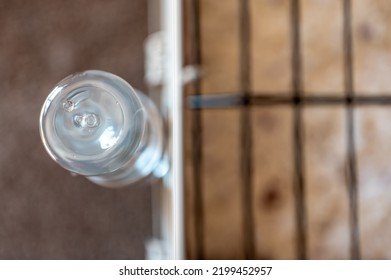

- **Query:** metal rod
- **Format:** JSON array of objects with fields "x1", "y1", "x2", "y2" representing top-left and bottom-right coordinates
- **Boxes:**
[
  {"x1": 343, "y1": 0, "x2": 361, "y2": 260},
  {"x1": 239, "y1": 0, "x2": 255, "y2": 260},
  {"x1": 188, "y1": 93, "x2": 391, "y2": 109},
  {"x1": 291, "y1": 0, "x2": 307, "y2": 260},
  {"x1": 190, "y1": 0, "x2": 205, "y2": 260}
]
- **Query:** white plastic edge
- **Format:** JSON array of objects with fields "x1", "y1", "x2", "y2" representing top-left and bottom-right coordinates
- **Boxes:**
[{"x1": 164, "y1": 0, "x2": 184, "y2": 259}]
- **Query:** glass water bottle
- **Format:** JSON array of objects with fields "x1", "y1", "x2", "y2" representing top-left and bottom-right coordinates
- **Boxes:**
[{"x1": 39, "y1": 70, "x2": 164, "y2": 187}]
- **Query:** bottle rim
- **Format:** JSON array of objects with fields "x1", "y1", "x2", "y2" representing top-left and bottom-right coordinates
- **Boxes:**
[{"x1": 39, "y1": 70, "x2": 146, "y2": 176}]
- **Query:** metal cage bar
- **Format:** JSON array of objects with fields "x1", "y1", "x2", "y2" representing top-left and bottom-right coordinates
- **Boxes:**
[
  {"x1": 343, "y1": 0, "x2": 361, "y2": 260},
  {"x1": 189, "y1": 0, "x2": 205, "y2": 260},
  {"x1": 186, "y1": 0, "x2": 385, "y2": 259},
  {"x1": 239, "y1": 0, "x2": 255, "y2": 260}
]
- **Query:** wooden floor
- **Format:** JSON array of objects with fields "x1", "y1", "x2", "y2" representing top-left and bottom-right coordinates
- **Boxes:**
[{"x1": 184, "y1": 0, "x2": 391, "y2": 259}]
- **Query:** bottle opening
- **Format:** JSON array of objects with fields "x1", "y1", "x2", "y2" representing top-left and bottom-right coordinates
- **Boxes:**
[{"x1": 40, "y1": 70, "x2": 145, "y2": 176}]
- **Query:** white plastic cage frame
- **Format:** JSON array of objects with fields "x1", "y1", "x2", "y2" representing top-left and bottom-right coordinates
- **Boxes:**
[{"x1": 144, "y1": 0, "x2": 183, "y2": 259}]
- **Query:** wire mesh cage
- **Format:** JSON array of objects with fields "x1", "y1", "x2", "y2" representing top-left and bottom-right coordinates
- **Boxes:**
[{"x1": 183, "y1": 0, "x2": 391, "y2": 260}]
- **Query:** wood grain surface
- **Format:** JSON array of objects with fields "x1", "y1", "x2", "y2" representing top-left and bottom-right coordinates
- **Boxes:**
[{"x1": 185, "y1": 0, "x2": 391, "y2": 259}]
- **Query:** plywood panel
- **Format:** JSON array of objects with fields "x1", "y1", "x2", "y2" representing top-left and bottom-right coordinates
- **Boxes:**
[
  {"x1": 301, "y1": 0, "x2": 344, "y2": 95},
  {"x1": 199, "y1": 0, "x2": 240, "y2": 94},
  {"x1": 252, "y1": 106, "x2": 296, "y2": 259},
  {"x1": 304, "y1": 106, "x2": 350, "y2": 259},
  {"x1": 356, "y1": 107, "x2": 391, "y2": 259},
  {"x1": 202, "y1": 110, "x2": 244, "y2": 259},
  {"x1": 184, "y1": 0, "x2": 391, "y2": 261},
  {"x1": 250, "y1": 0, "x2": 291, "y2": 94},
  {"x1": 353, "y1": 0, "x2": 391, "y2": 94}
]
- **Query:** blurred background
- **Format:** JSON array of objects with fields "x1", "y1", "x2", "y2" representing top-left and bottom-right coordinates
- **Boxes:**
[
  {"x1": 184, "y1": 0, "x2": 391, "y2": 259},
  {"x1": 0, "y1": 0, "x2": 152, "y2": 259}
]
